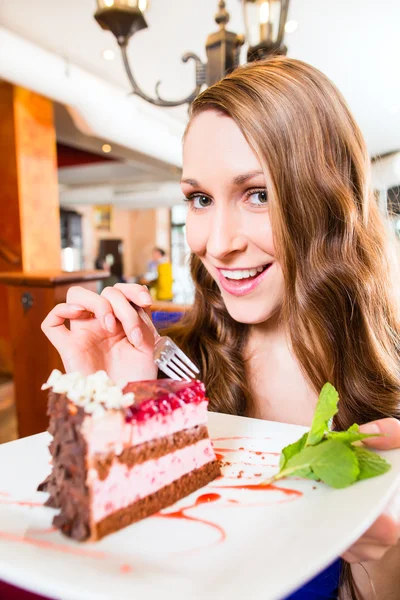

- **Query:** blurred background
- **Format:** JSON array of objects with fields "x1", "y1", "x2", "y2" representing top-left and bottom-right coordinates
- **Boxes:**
[{"x1": 0, "y1": 0, "x2": 400, "y2": 442}]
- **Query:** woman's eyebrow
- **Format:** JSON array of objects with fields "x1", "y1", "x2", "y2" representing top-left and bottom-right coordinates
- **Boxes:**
[
  {"x1": 181, "y1": 170, "x2": 264, "y2": 188},
  {"x1": 181, "y1": 178, "x2": 199, "y2": 187},
  {"x1": 232, "y1": 170, "x2": 265, "y2": 185}
]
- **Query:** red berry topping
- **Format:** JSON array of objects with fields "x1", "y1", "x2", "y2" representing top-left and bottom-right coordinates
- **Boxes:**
[{"x1": 123, "y1": 379, "x2": 205, "y2": 423}]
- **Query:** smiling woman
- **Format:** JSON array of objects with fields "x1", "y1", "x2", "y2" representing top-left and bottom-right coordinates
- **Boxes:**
[
  {"x1": 41, "y1": 57, "x2": 400, "y2": 600},
  {"x1": 169, "y1": 58, "x2": 400, "y2": 598}
]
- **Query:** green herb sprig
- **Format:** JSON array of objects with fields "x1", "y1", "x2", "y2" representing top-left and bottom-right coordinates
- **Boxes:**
[{"x1": 266, "y1": 383, "x2": 391, "y2": 489}]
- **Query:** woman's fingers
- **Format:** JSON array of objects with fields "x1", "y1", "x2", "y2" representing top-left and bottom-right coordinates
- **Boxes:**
[
  {"x1": 341, "y1": 509, "x2": 400, "y2": 563},
  {"x1": 101, "y1": 287, "x2": 154, "y2": 353},
  {"x1": 41, "y1": 303, "x2": 90, "y2": 345},
  {"x1": 114, "y1": 283, "x2": 153, "y2": 307},
  {"x1": 359, "y1": 418, "x2": 400, "y2": 450},
  {"x1": 361, "y1": 513, "x2": 400, "y2": 547},
  {"x1": 66, "y1": 286, "x2": 117, "y2": 333},
  {"x1": 342, "y1": 542, "x2": 391, "y2": 564}
]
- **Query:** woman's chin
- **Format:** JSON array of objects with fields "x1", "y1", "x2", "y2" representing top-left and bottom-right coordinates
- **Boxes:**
[{"x1": 222, "y1": 299, "x2": 280, "y2": 326}]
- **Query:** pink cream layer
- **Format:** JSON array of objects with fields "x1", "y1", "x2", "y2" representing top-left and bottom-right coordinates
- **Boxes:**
[
  {"x1": 88, "y1": 438, "x2": 216, "y2": 523},
  {"x1": 81, "y1": 401, "x2": 208, "y2": 456}
]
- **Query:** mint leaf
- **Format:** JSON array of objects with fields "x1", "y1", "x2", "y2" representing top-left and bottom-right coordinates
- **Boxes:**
[
  {"x1": 327, "y1": 423, "x2": 381, "y2": 444},
  {"x1": 266, "y1": 383, "x2": 392, "y2": 491},
  {"x1": 311, "y1": 442, "x2": 360, "y2": 488},
  {"x1": 353, "y1": 446, "x2": 391, "y2": 481},
  {"x1": 297, "y1": 468, "x2": 321, "y2": 482},
  {"x1": 278, "y1": 439, "x2": 360, "y2": 488},
  {"x1": 279, "y1": 432, "x2": 308, "y2": 469},
  {"x1": 306, "y1": 383, "x2": 339, "y2": 446}
]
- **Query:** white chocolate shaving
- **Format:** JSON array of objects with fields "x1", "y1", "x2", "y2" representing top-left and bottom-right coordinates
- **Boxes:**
[{"x1": 41, "y1": 370, "x2": 134, "y2": 418}]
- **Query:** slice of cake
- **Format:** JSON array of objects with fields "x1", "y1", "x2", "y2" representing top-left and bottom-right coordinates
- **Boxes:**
[{"x1": 38, "y1": 370, "x2": 221, "y2": 541}]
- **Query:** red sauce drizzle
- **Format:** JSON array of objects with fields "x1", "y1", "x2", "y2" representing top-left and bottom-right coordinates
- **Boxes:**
[
  {"x1": 120, "y1": 564, "x2": 133, "y2": 574},
  {"x1": 194, "y1": 493, "x2": 221, "y2": 505},
  {"x1": 222, "y1": 460, "x2": 277, "y2": 467},
  {"x1": 0, "y1": 499, "x2": 44, "y2": 508},
  {"x1": 28, "y1": 527, "x2": 57, "y2": 536},
  {"x1": 213, "y1": 447, "x2": 279, "y2": 458},
  {"x1": 157, "y1": 493, "x2": 225, "y2": 545},
  {"x1": 215, "y1": 483, "x2": 301, "y2": 498},
  {"x1": 0, "y1": 531, "x2": 106, "y2": 559},
  {"x1": 213, "y1": 436, "x2": 271, "y2": 442}
]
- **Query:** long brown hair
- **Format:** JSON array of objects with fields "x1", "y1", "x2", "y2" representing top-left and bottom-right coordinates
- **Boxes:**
[{"x1": 168, "y1": 58, "x2": 400, "y2": 597}]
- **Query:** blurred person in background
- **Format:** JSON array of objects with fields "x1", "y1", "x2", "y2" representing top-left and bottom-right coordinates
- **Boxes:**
[{"x1": 140, "y1": 247, "x2": 173, "y2": 301}]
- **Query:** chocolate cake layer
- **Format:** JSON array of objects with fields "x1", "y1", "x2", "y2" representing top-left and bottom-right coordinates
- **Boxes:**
[
  {"x1": 94, "y1": 425, "x2": 209, "y2": 481},
  {"x1": 38, "y1": 392, "x2": 90, "y2": 540},
  {"x1": 92, "y1": 460, "x2": 221, "y2": 541}
]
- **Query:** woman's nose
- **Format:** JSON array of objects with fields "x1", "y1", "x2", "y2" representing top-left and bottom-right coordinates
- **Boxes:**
[{"x1": 206, "y1": 208, "x2": 247, "y2": 260}]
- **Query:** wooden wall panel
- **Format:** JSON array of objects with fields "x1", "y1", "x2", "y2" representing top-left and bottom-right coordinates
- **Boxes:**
[
  {"x1": 13, "y1": 87, "x2": 61, "y2": 272},
  {"x1": 0, "y1": 83, "x2": 61, "y2": 374}
]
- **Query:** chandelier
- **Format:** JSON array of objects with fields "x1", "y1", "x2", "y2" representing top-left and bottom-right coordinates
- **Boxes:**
[{"x1": 94, "y1": 0, "x2": 290, "y2": 107}]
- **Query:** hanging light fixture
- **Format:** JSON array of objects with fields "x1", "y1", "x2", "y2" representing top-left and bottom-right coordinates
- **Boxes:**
[
  {"x1": 242, "y1": 0, "x2": 290, "y2": 61},
  {"x1": 94, "y1": 0, "x2": 291, "y2": 107}
]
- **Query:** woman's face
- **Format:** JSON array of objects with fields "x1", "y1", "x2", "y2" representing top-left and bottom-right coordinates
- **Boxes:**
[{"x1": 182, "y1": 110, "x2": 284, "y2": 325}]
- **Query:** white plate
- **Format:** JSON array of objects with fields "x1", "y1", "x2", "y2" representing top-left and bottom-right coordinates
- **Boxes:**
[{"x1": 0, "y1": 412, "x2": 400, "y2": 600}]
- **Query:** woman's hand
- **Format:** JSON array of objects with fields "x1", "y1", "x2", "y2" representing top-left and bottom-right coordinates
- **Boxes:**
[
  {"x1": 341, "y1": 418, "x2": 400, "y2": 564},
  {"x1": 41, "y1": 283, "x2": 158, "y2": 384}
]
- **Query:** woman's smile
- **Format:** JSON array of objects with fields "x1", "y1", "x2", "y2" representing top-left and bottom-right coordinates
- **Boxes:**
[{"x1": 216, "y1": 263, "x2": 273, "y2": 296}]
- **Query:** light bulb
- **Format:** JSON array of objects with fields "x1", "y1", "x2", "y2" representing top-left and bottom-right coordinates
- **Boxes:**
[
  {"x1": 260, "y1": 2, "x2": 269, "y2": 24},
  {"x1": 102, "y1": 49, "x2": 115, "y2": 61},
  {"x1": 285, "y1": 20, "x2": 298, "y2": 33}
]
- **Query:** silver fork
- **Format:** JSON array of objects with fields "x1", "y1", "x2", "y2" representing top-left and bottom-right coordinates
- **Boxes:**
[{"x1": 131, "y1": 303, "x2": 200, "y2": 381}]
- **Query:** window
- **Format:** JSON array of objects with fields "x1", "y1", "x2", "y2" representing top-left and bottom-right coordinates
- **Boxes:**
[{"x1": 171, "y1": 205, "x2": 194, "y2": 304}]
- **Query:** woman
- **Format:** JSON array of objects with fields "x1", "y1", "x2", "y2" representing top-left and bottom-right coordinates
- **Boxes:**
[{"x1": 42, "y1": 58, "x2": 400, "y2": 599}]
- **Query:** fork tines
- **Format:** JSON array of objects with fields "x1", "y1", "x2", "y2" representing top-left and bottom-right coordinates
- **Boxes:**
[{"x1": 155, "y1": 339, "x2": 199, "y2": 382}]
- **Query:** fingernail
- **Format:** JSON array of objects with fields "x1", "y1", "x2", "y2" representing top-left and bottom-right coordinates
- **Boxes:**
[
  {"x1": 139, "y1": 291, "x2": 152, "y2": 305},
  {"x1": 69, "y1": 304, "x2": 85, "y2": 311},
  {"x1": 104, "y1": 313, "x2": 116, "y2": 333},
  {"x1": 131, "y1": 327, "x2": 143, "y2": 347},
  {"x1": 359, "y1": 423, "x2": 380, "y2": 435}
]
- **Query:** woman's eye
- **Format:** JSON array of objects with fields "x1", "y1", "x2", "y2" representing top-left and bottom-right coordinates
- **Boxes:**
[
  {"x1": 247, "y1": 190, "x2": 268, "y2": 206},
  {"x1": 192, "y1": 195, "x2": 212, "y2": 209}
]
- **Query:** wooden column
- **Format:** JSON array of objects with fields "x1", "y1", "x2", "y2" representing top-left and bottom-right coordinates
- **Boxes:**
[
  {"x1": 0, "y1": 271, "x2": 108, "y2": 438},
  {"x1": 0, "y1": 83, "x2": 60, "y2": 374},
  {"x1": 0, "y1": 84, "x2": 109, "y2": 438}
]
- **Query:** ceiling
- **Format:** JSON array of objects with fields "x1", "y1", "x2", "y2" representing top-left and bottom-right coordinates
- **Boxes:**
[
  {"x1": 1, "y1": 0, "x2": 400, "y2": 207},
  {"x1": 54, "y1": 101, "x2": 182, "y2": 208}
]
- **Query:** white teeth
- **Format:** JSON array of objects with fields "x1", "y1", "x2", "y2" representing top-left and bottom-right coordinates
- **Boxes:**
[{"x1": 220, "y1": 266, "x2": 266, "y2": 280}]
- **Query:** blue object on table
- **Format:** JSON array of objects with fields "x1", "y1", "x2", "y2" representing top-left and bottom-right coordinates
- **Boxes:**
[
  {"x1": 152, "y1": 311, "x2": 183, "y2": 330},
  {"x1": 284, "y1": 559, "x2": 341, "y2": 599}
]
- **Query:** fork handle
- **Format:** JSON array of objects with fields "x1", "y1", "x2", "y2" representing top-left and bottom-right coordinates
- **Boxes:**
[{"x1": 130, "y1": 302, "x2": 160, "y2": 342}]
